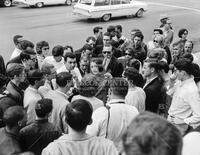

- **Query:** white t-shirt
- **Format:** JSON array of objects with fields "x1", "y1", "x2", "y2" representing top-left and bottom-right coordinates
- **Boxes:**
[
  {"x1": 42, "y1": 135, "x2": 118, "y2": 155},
  {"x1": 42, "y1": 56, "x2": 65, "y2": 72}
]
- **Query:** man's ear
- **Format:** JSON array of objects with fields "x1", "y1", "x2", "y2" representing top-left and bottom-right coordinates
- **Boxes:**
[{"x1": 88, "y1": 119, "x2": 93, "y2": 125}]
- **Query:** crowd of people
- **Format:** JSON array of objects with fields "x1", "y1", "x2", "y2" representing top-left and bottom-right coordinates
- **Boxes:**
[{"x1": 0, "y1": 14, "x2": 200, "y2": 155}]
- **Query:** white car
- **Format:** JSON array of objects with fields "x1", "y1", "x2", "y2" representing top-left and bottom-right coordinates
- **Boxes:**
[
  {"x1": 73, "y1": 0, "x2": 148, "y2": 21},
  {"x1": 13, "y1": 0, "x2": 72, "y2": 7}
]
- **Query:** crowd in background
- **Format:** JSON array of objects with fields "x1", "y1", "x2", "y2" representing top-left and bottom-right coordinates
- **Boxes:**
[{"x1": 0, "y1": 14, "x2": 200, "y2": 155}]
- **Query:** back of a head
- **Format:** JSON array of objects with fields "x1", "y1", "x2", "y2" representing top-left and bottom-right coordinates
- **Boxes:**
[
  {"x1": 41, "y1": 62, "x2": 54, "y2": 75},
  {"x1": 79, "y1": 74, "x2": 98, "y2": 97},
  {"x1": 122, "y1": 112, "x2": 182, "y2": 155},
  {"x1": 20, "y1": 40, "x2": 34, "y2": 51},
  {"x1": 174, "y1": 58, "x2": 194, "y2": 75},
  {"x1": 13, "y1": 35, "x2": 23, "y2": 46},
  {"x1": 52, "y1": 45, "x2": 64, "y2": 57},
  {"x1": 110, "y1": 78, "x2": 129, "y2": 98},
  {"x1": 65, "y1": 99, "x2": 93, "y2": 131},
  {"x1": 6, "y1": 63, "x2": 24, "y2": 79},
  {"x1": 3, "y1": 106, "x2": 25, "y2": 129},
  {"x1": 27, "y1": 69, "x2": 43, "y2": 86},
  {"x1": 56, "y1": 72, "x2": 72, "y2": 87},
  {"x1": 20, "y1": 49, "x2": 36, "y2": 61},
  {"x1": 35, "y1": 98, "x2": 53, "y2": 118}
]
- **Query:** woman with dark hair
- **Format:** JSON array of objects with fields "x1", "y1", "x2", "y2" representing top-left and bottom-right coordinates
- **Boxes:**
[{"x1": 71, "y1": 74, "x2": 104, "y2": 111}]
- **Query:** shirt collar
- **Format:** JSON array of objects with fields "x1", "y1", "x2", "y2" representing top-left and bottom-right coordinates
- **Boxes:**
[
  {"x1": 180, "y1": 77, "x2": 194, "y2": 86},
  {"x1": 28, "y1": 86, "x2": 38, "y2": 93},
  {"x1": 55, "y1": 89, "x2": 69, "y2": 99},
  {"x1": 107, "y1": 99, "x2": 125, "y2": 105}
]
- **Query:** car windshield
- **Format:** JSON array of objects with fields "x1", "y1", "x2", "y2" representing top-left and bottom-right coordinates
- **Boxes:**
[{"x1": 79, "y1": 0, "x2": 92, "y2": 5}]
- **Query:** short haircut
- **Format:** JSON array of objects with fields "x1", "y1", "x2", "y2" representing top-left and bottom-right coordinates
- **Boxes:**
[
  {"x1": 107, "y1": 25, "x2": 116, "y2": 33},
  {"x1": 41, "y1": 62, "x2": 54, "y2": 75},
  {"x1": 27, "y1": 69, "x2": 43, "y2": 86},
  {"x1": 153, "y1": 28, "x2": 163, "y2": 35},
  {"x1": 128, "y1": 59, "x2": 141, "y2": 71},
  {"x1": 52, "y1": 45, "x2": 64, "y2": 57},
  {"x1": 109, "y1": 78, "x2": 129, "y2": 97},
  {"x1": 116, "y1": 25, "x2": 122, "y2": 32},
  {"x1": 90, "y1": 58, "x2": 103, "y2": 72},
  {"x1": 35, "y1": 98, "x2": 53, "y2": 118},
  {"x1": 158, "y1": 61, "x2": 169, "y2": 73},
  {"x1": 64, "y1": 52, "x2": 76, "y2": 62},
  {"x1": 65, "y1": 99, "x2": 93, "y2": 131},
  {"x1": 178, "y1": 28, "x2": 188, "y2": 38},
  {"x1": 13, "y1": 35, "x2": 23, "y2": 46},
  {"x1": 122, "y1": 112, "x2": 182, "y2": 155},
  {"x1": 86, "y1": 36, "x2": 96, "y2": 43},
  {"x1": 20, "y1": 40, "x2": 34, "y2": 51},
  {"x1": 6, "y1": 63, "x2": 24, "y2": 79},
  {"x1": 174, "y1": 58, "x2": 194, "y2": 75},
  {"x1": 93, "y1": 26, "x2": 103, "y2": 34},
  {"x1": 124, "y1": 67, "x2": 144, "y2": 87},
  {"x1": 56, "y1": 72, "x2": 72, "y2": 87},
  {"x1": 134, "y1": 31, "x2": 144, "y2": 41},
  {"x1": 36, "y1": 41, "x2": 49, "y2": 54},
  {"x1": 3, "y1": 106, "x2": 25, "y2": 129},
  {"x1": 64, "y1": 45, "x2": 74, "y2": 53},
  {"x1": 182, "y1": 53, "x2": 193, "y2": 63},
  {"x1": 144, "y1": 58, "x2": 160, "y2": 74},
  {"x1": 79, "y1": 74, "x2": 98, "y2": 97}
]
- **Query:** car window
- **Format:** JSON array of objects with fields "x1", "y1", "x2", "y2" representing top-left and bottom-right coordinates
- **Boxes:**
[
  {"x1": 121, "y1": 0, "x2": 130, "y2": 4},
  {"x1": 80, "y1": 0, "x2": 92, "y2": 5},
  {"x1": 94, "y1": 0, "x2": 110, "y2": 6},
  {"x1": 111, "y1": 0, "x2": 121, "y2": 5}
]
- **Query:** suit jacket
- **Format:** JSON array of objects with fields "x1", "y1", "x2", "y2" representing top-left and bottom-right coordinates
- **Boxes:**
[
  {"x1": 106, "y1": 56, "x2": 123, "y2": 77},
  {"x1": 94, "y1": 33, "x2": 103, "y2": 56},
  {"x1": 143, "y1": 76, "x2": 164, "y2": 113},
  {"x1": 6, "y1": 55, "x2": 22, "y2": 67}
]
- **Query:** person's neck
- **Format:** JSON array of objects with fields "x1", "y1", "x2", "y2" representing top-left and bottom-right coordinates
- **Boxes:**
[
  {"x1": 11, "y1": 79, "x2": 20, "y2": 87},
  {"x1": 57, "y1": 87, "x2": 69, "y2": 94},
  {"x1": 146, "y1": 74, "x2": 157, "y2": 81},
  {"x1": 68, "y1": 127, "x2": 89, "y2": 139},
  {"x1": 5, "y1": 126, "x2": 19, "y2": 135}
]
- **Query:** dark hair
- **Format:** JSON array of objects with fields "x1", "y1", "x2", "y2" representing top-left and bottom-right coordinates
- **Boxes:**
[
  {"x1": 128, "y1": 59, "x2": 141, "y2": 71},
  {"x1": 134, "y1": 31, "x2": 144, "y2": 41},
  {"x1": 93, "y1": 26, "x2": 103, "y2": 34},
  {"x1": 86, "y1": 36, "x2": 96, "y2": 43},
  {"x1": 79, "y1": 74, "x2": 98, "y2": 97},
  {"x1": 20, "y1": 40, "x2": 34, "y2": 51},
  {"x1": 116, "y1": 25, "x2": 122, "y2": 32},
  {"x1": 13, "y1": 35, "x2": 23, "y2": 46},
  {"x1": 56, "y1": 72, "x2": 72, "y2": 87},
  {"x1": 122, "y1": 112, "x2": 182, "y2": 155},
  {"x1": 124, "y1": 67, "x2": 144, "y2": 87},
  {"x1": 144, "y1": 58, "x2": 160, "y2": 74},
  {"x1": 52, "y1": 45, "x2": 64, "y2": 57},
  {"x1": 107, "y1": 25, "x2": 116, "y2": 33},
  {"x1": 181, "y1": 53, "x2": 193, "y2": 62},
  {"x1": 27, "y1": 69, "x2": 43, "y2": 86},
  {"x1": 64, "y1": 52, "x2": 76, "y2": 62},
  {"x1": 174, "y1": 58, "x2": 194, "y2": 75},
  {"x1": 193, "y1": 63, "x2": 200, "y2": 83},
  {"x1": 36, "y1": 41, "x2": 49, "y2": 54},
  {"x1": 90, "y1": 58, "x2": 103, "y2": 72},
  {"x1": 0, "y1": 74, "x2": 8, "y2": 89},
  {"x1": 110, "y1": 78, "x2": 129, "y2": 97},
  {"x1": 65, "y1": 99, "x2": 93, "y2": 131},
  {"x1": 178, "y1": 28, "x2": 188, "y2": 38},
  {"x1": 158, "y1": 61, "x2": 169, "y2": 73},
  {"x1": 3, "y1": 106, "x2": 25, "y2": 129},
  {"x1": 41, "y1": 63, "x2": 54, "y2": 75},
  {"x1": 35, "y1": 98, "x2": 53, "y2": 118},
  {"x1": 153, "y1": 28, "x2": 163, "y2": 35},
  {"x1": 20, "y1": 49, "x2": 36, "y2": 62},
  {"x1": 6, "y1": 63, "x2": 24, "y2": 79},
  {"x1": 64, "y1": 45, "x2": 74, "y2": 53}
]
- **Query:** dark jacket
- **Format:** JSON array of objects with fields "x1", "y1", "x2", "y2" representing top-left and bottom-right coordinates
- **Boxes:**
[
  {"x1": 6, "y1": 55, "x2": 22, "y2": 68},
  {"x1": 20, "y1": 119, "x2": 62, "y2": 155},
  {"x1": 0, "y1": 55, "x2": 6, "y2": 75},
  {"x1": 143, "y1": 76, "x2": 164, "y2": 113},
  {"x1": 94, "y1": 33, "x2": 103, "y2": 57},
  {"x1": 106, "y1": 56, "x2": 123, "y2": 77}
]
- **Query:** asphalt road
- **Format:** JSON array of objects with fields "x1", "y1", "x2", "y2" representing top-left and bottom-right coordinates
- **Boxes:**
[{"x1": 0, "y1": 0, "x2": 200, "y2": 62}]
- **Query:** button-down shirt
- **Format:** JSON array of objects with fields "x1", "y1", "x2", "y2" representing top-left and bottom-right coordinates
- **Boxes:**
[{"x1": 168, "y1": 78, "x2": 200, "y2": 128}]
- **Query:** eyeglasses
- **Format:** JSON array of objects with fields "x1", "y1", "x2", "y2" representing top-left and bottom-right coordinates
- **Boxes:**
[
  {"x1": 125, "y1": 53, "x2": 132, "y2": 56},
  {"x1": 103, "y1": 51, "x2": 111, "y2": 54},
  {"x1": 153, "y1": 40, "x2": 159, "y2": 43}
]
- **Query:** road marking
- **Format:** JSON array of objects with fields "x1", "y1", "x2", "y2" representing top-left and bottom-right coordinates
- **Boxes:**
[{"x1": 147, "y1": 2, "x2": 200, "y2": 13}]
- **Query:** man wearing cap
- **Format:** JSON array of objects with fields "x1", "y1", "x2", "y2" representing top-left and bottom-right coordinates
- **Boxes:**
[{"x1": 102, "y1": 44, "x2": 123, "y2": 77}]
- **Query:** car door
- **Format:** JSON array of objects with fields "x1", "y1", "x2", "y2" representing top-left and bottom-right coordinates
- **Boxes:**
[
  {"x1": 91, "y1": 0, "x2": 111, "y2": 18},
  {"x1": 120, "y1": 0, "x2": 133, "y2": 16},
  {"x1": 109, "y1": 0, "x2": 122, "y2": 17}
]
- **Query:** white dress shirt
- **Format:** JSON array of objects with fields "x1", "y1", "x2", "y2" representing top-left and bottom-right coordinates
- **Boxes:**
[
  {"x1": 42, "y1": 56, "x2": 65, "y2": 72},
  {"x1": 10, "y1": 47, "x2": 22, "y2": 60}
]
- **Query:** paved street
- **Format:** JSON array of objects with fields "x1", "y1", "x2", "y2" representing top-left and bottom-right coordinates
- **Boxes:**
[{"x1": 0, "y1": 0, "x2": 200, "y2": 62}]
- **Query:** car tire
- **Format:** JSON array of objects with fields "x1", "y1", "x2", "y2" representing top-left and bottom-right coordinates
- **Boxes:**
[
  {"x1": 135, "y1": 8, "x2": 144, "y2": 17},
  {"x1": 3, "y1": 0, "x2": 12, "y2": 7},
  {"x1": 65, "y1": 0, "x2": 72, "y2": 6},
  {"x1": 36, "y1": 2, "x2": 44, "y2": 8},
  {"x1": 102, "y1": 14, "x2": 111, "y2": 22}
]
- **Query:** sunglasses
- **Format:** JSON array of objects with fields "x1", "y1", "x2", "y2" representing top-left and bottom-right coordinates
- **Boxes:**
[
  {"x1": 125, "y1": 53, "x2": 132, "y2": 56},
  {"x1": 43, "y1": 48, "x2": 49, "y2": 50},
  {"x1": 153, "y1": 40, "x2": 159, "y2": 43},
  {"x1": 103, "y1": 51, "x2": 111, "y2": 54}
]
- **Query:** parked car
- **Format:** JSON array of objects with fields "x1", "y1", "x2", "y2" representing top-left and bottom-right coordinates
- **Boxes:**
[
  {"x1": 73, "y1": 0, "x2": 148, "y2": 21},
  {"x1": 0, "y1": 0, "x2": 12, "y2": 7},
  {"x1": 13, "y1": 0, "x2": 72, "y2": 7}
]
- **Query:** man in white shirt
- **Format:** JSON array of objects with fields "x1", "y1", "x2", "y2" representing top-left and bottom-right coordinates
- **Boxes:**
[
  {"x1": 168, "y1": 59, "x2": 200, "y2": 135},
  {"x1": 87, "y1": 78, "x2": 139, "y2": 153},
  {"x1": 10, "y1": 35, "x2": 23, "y2": 60},
  {"x1": 42, "y1": 99, "x2": 118, "y2": 155}
]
